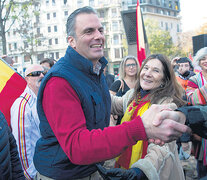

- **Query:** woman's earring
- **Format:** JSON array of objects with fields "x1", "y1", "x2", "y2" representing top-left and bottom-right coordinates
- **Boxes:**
[{"x1": 160, "y1": 84, "x2": 164, "y2": 88}]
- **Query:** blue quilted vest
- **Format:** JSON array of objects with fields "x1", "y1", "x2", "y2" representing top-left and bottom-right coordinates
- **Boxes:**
[{"x1": 34, "y1": 46, "x2": 111, "y2": 179}]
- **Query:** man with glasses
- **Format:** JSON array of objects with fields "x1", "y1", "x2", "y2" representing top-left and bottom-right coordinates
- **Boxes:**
[{"x1": 10, "y1": 64, "x2": 45, "y2": 179}]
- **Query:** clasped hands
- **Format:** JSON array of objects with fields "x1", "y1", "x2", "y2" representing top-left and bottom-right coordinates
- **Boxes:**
[{"x1": 141, "y1": 104, "x2": 191, "y2": 145}]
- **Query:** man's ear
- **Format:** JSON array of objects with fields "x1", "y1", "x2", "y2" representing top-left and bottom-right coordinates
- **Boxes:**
[{"x1": 68, "y1": 36, "x2": 76, "y2": 49}]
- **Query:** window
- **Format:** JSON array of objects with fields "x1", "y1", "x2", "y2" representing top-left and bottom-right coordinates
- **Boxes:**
[
  {"x1": 77, "y1": 0, "x2": 83, "y2": 7},
  {"x1": 24, "y1": 55, "x2": 30, "y2": 62},
  {"x1": 37, "y1": 28, "x2": 40, "y2": 34},
  {"x1": 54, "y1": 25, "x2": 57, "y2": 32},
  {"x1": 13, "y1": 30, "x2": 16, "y2": 35},
  {"x1": 24, "y1": 41, "x2": 28, "y2": 48},
  {"x1": 52, "y1": 0, "x2": 55, "y2": 5},
  {"x1": 175, "y1": 1, "x2": 178, "y2": 10},
  {"x1": 132, "y1": 0, "x2": 137, "y2": 5},
  {"x1": 7, "y1": 32, "x2": 10, "y2": 36},
  {"x1": 114, "y1": 48, "x2": 120, "y2": 59},
  {"x1": 99, "y1": 10, "x2": 105, "y2": 18},
  {"x1": 165, "y1": 22, "x2": 168, "y2": 31},
  {"x1": 177, "y1": 24, "x2": 180, "y2": 32},
  {"x1": 37, "y1": 53, "x2": 44, "y2": 60},
  {"x1": 64, "y1": 11, "x2": 68, "y2": 16},
  {"x1": 171, "y1": 23, "x2": 173, "y2": 29},
  {"x1": 48, "y1": 26, "x2": 51, "y2": 33},
  {"x1": 113, "y1": 34, "x2": 119, "y2": 45},
  {"x1": 112, "y1": 22, "x2": 118, "y2": 31},
  {"x1": 169, "y1": 1, "x2": 172, "y2": 8},
  {"x1": 38, "y1": 40, "x2": 41, "y2": 46},
  {"x1": 46, "y1": 0, "x2": 49, "y2": 6},
  {"x1": 47, "y1": 13, "x2": 50, "y2": 20},
  {"x1": 50, "y1": 53, "x2": 54, "y2": 59},
  {"x1": 49, "y1": 39, "x2": 52, "y2": 45},
  {"x1": 14, "y1": 43, "x2": 17, "y2": 50},
  {"x1": 55, "y1": 38, "x2": 58, "y2": 44},
  {"x1": 161, "y1": 21, "x2": 163, "y2": 27},
  {"x1": 89, "y1": 0, "x2": 94, "y2": 6},
  {"x1": 64, "y1": 0, "x2": 67, "y2": 4},
  {"x1": 56, "y1": 52, "x2": 59, "y2": 59},
  {"x1": 14, "y1": 56, "x2": 18, "y2": 63},
  {"x1": 9, "y1": 43, "x2": 12, "y2": 50},
  {"x1": 36, "y1": 15, "x2": 40, "y2": 23},
  {"x1": 53, "y1": 12, "x2": 56, "y2": 18},
  {"x1": 112, "y1": 9, "x2": 117, "y2": 17}
]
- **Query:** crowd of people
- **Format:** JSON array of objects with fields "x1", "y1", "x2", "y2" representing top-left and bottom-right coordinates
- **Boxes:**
[{"x1": 1, "y1": 5, "x2": 207, "y2": 180}]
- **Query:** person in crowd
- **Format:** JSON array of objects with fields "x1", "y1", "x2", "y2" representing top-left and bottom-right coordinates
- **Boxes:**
[
  {"x1": 171, "y1": 56, "x2": 180, "y2": 75},
  {"x1": 176, "y1": 57, "x2": 195, "y2": 91},
  {"x1": 0, "y1": 110, "x2": 25, "y2": 180},
  {"x1": 40, "y1": 58, "x2": 55, "y2": 73},
  {"x1": 175, "y1": 57, "x2": 195, "y2": 161},
  {"x1": 110, "y1": 55, "x2": 139, "y2": 96},
  {"x1": 110, "y1": 54, "x2": 185, "y2": 179},
  {"x1": 186, "y1": 47, "x2": 207, "y2": 179},
  {"x1": 2, "y1": 55, "x2": 14, "y2": 66},
  {"x1": 10, "y1": 64, "x2": 45, "y2": 179},
  {"x1": 33, "y1": 6, "x2": 189, "y2": 180},
  {"x1": 103, "y1": 65, "x2": 115, "y2": 88},
  {"x1": 110, "y1": 55, "x2": 139, "y2": 125}
]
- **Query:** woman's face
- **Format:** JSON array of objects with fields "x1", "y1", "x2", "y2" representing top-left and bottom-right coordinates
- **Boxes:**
[
  {"x1": 140, "y1": 58, "x2": 164, "y2": 91},
  {"x1": 199, "y1": 55, "x2": 207, "y2": 71},
  {"x1": 124, "y1": 59, "x2": 138, "y2": 77}
]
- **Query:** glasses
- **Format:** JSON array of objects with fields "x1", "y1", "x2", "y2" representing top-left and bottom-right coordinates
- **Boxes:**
[
  {"x1": 125, "y1": 63, "x2": 137, "y2": 68},
  {"x1": 26, "y1": 71, "x2": 46, "y2": 77}
]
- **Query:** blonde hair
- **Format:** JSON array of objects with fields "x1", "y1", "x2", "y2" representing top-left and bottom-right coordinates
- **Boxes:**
[{"x1": 119, "y1": 55, "x2": 139, "y2": 80}]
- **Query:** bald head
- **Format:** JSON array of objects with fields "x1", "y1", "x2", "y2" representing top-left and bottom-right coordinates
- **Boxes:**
[
  {"x1": 25, "y1": 64, "x2": 45, "y2": 96},
  {"x1": 25, "y1": 64, "x2": 44, "y2": 77}
]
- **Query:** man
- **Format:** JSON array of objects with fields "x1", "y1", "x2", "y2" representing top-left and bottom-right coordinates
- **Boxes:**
[
  {"x1": 2, "y1": 55, "x2": 14, "y2": 66},
  {"x1": 40, "y1": 58, "x2": 55, "y2": 72},
  {"x1": 11, "y1": 64, "x2": 45, "y2": 179},
  {"x1": 103, "y1": 65, "x2": 115, "y2": 88},
  {"x1": 33, "y1": 7, "x2": 189, "y2": 179},
  {"x1": 176, "y1": 57, "x2": 195, "y2": 90}
]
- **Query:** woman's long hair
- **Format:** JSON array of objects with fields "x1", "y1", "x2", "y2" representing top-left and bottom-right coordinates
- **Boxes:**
[{"x1": 129, "y1": 54, "x2": 185, "y2": 107}]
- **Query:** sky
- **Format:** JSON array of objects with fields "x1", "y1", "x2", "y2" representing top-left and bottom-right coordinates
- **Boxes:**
[{"x1": 180, "y1": 0, "x2": 207, "y2": 32}]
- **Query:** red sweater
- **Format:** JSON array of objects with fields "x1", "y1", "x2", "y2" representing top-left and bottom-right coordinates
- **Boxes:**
[{"x1": 43, "y1": 77, "x2": 147, "y2": 165}]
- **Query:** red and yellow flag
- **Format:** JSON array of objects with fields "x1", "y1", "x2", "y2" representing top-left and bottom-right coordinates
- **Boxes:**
[
  {"x1": 136, "y1": 0, "x2": 146, "y2": 66},
  {"x1": 0, "y1": 58, "x2": 27, "y2": 127}
]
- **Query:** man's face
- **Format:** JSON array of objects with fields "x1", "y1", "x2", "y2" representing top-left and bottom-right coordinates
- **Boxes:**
[
  {"x1": 68, "y1": 13, "x2": 105, "y2": 63},
  {"x1": 25, "y1": 65, "x2": 45, "y2": 95},
  {"x1": 178, "y1": 62, "x2": 190, "y2": 75}
]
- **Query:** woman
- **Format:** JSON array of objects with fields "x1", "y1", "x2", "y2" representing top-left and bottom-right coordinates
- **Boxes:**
[
  {"x1": 110, "y1": 55, "x2": 139, "y2": 96},
  {"x1": 110, "y1": 55, "x2": 139, "y2": 125},
  {"x1": 186, "y1": 47, "x2": 207, "y2": 179},
  {"x1": 111, "y1": 54, "x2": 185, "y2": 180}
]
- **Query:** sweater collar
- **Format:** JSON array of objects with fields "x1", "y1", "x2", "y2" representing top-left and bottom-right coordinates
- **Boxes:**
[{"x1": 64, "y1": 46, "x2": 108, "y2": 75}]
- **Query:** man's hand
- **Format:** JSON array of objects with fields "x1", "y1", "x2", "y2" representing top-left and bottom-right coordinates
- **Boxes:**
[{"x1": 142, "y1": 104, "x2": 191, "y2": 143}]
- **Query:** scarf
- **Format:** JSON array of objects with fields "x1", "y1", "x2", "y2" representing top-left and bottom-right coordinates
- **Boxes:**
[{"x1": 115, "y1": 94, "x2": 150, "y2": 169}]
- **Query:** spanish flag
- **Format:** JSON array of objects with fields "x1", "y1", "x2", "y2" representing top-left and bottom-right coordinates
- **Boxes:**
[
  {"x1": 136, "y1": 0, "x2": 147, "y2": 66},
  {"x1": 0, "y1": 58, "x2": 27, "y2": 127}
]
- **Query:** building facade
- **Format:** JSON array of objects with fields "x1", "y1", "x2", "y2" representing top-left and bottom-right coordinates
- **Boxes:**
[{"x1": 4, "y1": 0, "x2": 181, "y2": 75}]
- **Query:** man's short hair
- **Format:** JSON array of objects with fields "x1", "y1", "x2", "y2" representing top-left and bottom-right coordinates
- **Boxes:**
[
  {"x1": 177, "y1": 57, "x2": 194, "y2": 71},
  {"x1": 1, "y1": 55, "x2": 14, "y2": 65},
  {"x1": 40, "y1": 58, "x2": 55, "y2": 68},
  {"x1": 66, "y1": 6, "x2": 97, "y2": 38}
]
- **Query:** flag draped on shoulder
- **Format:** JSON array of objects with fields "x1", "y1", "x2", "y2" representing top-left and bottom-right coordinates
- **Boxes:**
[
  {"x1": 136, "y1": 0, "x2": 147, "y2": 66},
  {"x1": 0, "y1": 58, "x2": 27, "y2": 127}
]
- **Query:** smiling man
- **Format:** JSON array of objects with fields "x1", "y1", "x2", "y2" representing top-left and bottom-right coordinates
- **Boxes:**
[{"x1": 33, "y1": 6, "x2": 189, "y2": 180}]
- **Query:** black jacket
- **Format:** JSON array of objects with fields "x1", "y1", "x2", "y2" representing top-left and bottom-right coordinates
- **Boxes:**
[{"x1": 0, "y1": 111, "x2": 25, "y2": 180}]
